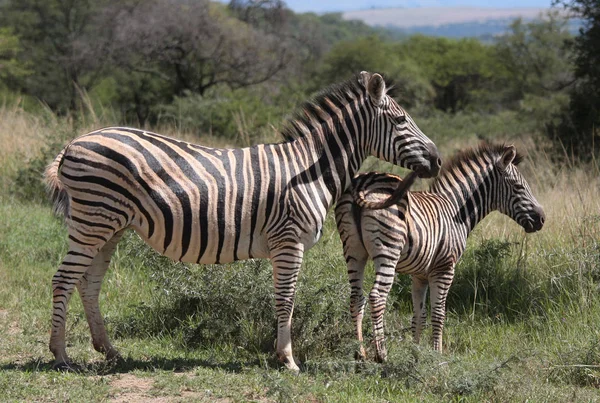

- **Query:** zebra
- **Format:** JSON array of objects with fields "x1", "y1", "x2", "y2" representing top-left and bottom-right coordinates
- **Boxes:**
[
  {"x1": 44, "y1": 72, "x2": 442, "y2": 371},
  {"x1": 335, "y1": 143, "x2": 545, "y2": 362}
]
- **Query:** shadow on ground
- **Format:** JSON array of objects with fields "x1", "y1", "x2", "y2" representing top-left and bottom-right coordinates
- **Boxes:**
[{"x1": 0, "y1": 355, "x2": 269, "y2": 375}]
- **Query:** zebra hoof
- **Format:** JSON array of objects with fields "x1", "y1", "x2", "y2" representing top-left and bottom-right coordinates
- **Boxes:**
[
  {"x1": 354, "y1": 350, "x2": 367, "y2": 361},
  {"x1": 278, "y1": 354, "x2": 300, "y2": 372},
  {"x1": 52, "y1": 361, "x2": 82, "y2": 372},
  {"x1": 105, "y1": 349, "x2": 122, "y2": 362},
  {"x1": 374, "y1": 351, "x2": 388, "y2": 363}
]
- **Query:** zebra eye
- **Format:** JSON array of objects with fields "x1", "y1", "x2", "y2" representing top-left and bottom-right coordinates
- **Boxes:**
[{"x1": 394, "y1": 115, "x2": 407, "y2": 125}]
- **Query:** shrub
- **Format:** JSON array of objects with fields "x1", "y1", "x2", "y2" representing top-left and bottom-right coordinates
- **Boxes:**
[
  {"x1": 11, "y1": 128, "x2": 74, "y2": 203},
  {"x1": 112, "y1": 230, "x2": 355, "y2": 362},
  {"x1": 157, "y1": 87, "x2": 290, "y2": 145}
]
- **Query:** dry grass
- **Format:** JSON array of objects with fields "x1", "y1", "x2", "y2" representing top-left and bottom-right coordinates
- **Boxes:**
[{"x1": 0, "y1": 102, "x2": 51, "y2": 162}]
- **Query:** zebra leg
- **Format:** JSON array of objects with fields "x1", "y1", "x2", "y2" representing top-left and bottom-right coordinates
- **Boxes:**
[
  {"x1": 347, "y1": 256, "x2": 368, "y2": 360},
  {"x1": 50, "y1": 244, "x2": 105, "y2": 369},
  {"x1": 270, "y1": 243, "x2": 304, "y2": 372},
  {"x1": 429, "y1": 267, "x2": 455, "y2": 352},
  {"x1": 411, "y1": 276, "x2": 429, "y2": 344},
  {"x1": 368, "y1": 257, "x2": 397, "y2": 363},
  {"x1": 77, "y1": 230, "x2": 124, "y2": 361}
]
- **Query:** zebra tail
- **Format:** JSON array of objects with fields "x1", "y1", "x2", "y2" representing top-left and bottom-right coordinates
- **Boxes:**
[
  {"x1": 44, "y1": 146, "x2": 70, "y2": 218},
  {"x1": 353, "y1": 171, "x2": 418, "y2": 210}
]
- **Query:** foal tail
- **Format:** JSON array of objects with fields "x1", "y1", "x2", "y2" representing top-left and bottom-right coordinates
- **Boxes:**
[{"x1": 353, "y1": 171, "x2": 418, "y2": 210}]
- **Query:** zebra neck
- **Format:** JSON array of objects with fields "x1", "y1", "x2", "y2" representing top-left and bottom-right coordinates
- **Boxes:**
[
  {"x1": 431, "y1": 169, "x2": 495, "y2": 232},
  {"x1": 289, "y1": 122, "x2": 366, "y2": 207}
]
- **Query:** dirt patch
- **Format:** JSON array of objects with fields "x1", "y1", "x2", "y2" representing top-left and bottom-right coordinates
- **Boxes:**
[
  {"x1": 0, "y1": 309, "x2": 21, "y2": 335},
  {"x1": 110, "y1": 374, "x2": 154, "y2": 403},
  {"x1": 109, "y1": 374, "x2": 232, "y2": 403}
]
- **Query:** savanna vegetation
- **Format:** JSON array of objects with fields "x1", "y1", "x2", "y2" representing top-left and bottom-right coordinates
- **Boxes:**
[{"x1": 1, "y1": 0, "x2": 599, "y2": 401}]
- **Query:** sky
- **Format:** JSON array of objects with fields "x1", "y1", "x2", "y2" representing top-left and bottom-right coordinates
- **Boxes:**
[{"x1": 272, "y1": 1, "x2": 555, "y2": 13}]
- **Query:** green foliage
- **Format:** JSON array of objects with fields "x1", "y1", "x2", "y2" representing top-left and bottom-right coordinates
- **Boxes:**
[
  {"x1": 0, "y1": 0, "x2": 108, "y2": 112},
  {"x1": 553, "y1": 0, "x2": 600, "y2": 159},
  {"x1": 548, "y1": 339, "x2": 600, "y2": 387},
  {"x1": 0, "y1": 27, "x2": 30, "y2": 87},
  {"x1": 113, "y1": 226, "x2": 354, "y2": 362},
  {"x1": 396, "y1": 36, "x2": 499, "y2": 112},
  {"x1": 318, "y1": 36, "x2": 434, "y2": 109},
  {"x1": 157, "y1": 87, "x2": 287, "y2": 143},
  {"x1": 99, "y1": 70, "x2": 174, "y2": 126},
  {"x1": 319, "y1": 36, "x2": 399, "y2": 84},
  {"x1": 10, "y1": 126, "x2": 74, "y2": 203},
  {"x1": 495, "y1": 14, "x2": 574, "y2": 99}
]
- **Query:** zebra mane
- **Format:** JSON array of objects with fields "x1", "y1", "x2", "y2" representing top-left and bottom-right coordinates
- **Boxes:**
[
  {"x1": 281, "y1": 73, "x2": 367, "y2": 142},
  {"x1": 431, "y1": 142, "x2": 525, "y2": 188}
]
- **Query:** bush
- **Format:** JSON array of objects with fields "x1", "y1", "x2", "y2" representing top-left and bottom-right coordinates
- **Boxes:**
[
  {"x1": 157, "y1": 87, "x2": 290, "y2": 145},
  {"x1": 112, "y1": 230, "x2": 355, "y2": 362},
  {"x1": 11, "y1": 127, "x2": 74, "y2": 203},
  {"x1": 449, "y1": 239, "x2": 522, "y2": 320}
]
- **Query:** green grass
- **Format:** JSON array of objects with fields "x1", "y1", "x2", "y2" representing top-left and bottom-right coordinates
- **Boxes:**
[
  {"x1": 1, "y1": 198, "x2": 600, "y2": 402},
  {"x1": 1, "y1": 104, "x2": 599, "y2": 401}
]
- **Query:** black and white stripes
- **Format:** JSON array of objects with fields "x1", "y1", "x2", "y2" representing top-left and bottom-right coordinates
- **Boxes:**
[
  {"x1": 335, "y1": 143, "x2": 544, "y2": 361},
  {"x1": 44, "y1": 72, "x2": 440, "y2": 370}
]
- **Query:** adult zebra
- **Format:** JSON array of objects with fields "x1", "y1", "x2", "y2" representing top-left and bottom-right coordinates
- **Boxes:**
[
  {"x1": 44, "y1": 72, "x2": 441, "y2": 371},
  {"x1": 335, "y1": 143, "x2": 544, "y2": 362}
]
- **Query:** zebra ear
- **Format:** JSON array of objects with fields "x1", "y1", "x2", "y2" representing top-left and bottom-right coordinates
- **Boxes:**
[
  {"x1": 367, "y1": 73, "x2": 386, "y2": 106},
  {"x1": 358, "y1": 71, "x2": 372, "y2": 87},
  {"x1": 498, "y1": 145, "x2": 517, "y2": 170}
]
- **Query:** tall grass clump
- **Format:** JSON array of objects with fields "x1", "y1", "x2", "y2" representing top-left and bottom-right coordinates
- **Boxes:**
[{"x1": 548, "y1": 339, "x2": 600, "y2": 388}]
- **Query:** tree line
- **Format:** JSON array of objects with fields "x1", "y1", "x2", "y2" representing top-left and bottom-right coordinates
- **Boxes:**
[{"x1": 0, "y1": 0, "x2": 598, "y2": 159}]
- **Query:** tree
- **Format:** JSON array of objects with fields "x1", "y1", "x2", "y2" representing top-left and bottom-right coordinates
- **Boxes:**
[
  {"x1": 554, "y1": 0, "x2": 600, "y2": 158},
  {"x1": 318, "y1": 36, "x2": 434, "y2": 109},
  {"x1": 319, "y1": 36, "x2": 399, "y2": 84},
  {"x1": 0, "y1": 0, "x2": 109, "y2": 112},
  {"x1": 495, "y1": 13, "x2": 574, "y2": 100},
  {"x1": 103, "y1": 0, "x2": 292, "y2": 97},
  {"x1": 397, "y1": 36, "x2": 498, "y2": 112},
  {"x1": 0, "y1": 28, "x2": 30, "y2": 89}
]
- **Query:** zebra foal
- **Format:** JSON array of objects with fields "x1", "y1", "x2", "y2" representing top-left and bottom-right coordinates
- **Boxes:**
[
  {"x1": 335, "y1": 143, "x2": 545, "y2": 361},
  {"x1": 44, "y1": 72, "x2": 441, "y2": 371}
]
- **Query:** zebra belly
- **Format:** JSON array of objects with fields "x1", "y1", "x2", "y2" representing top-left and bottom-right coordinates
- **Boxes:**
[
  {"x1": 131, "y1": 213, "x2": 271, "y2": 265},
  {"x1": 395, "y1": 217, "x2": 444, "y2": 277}
]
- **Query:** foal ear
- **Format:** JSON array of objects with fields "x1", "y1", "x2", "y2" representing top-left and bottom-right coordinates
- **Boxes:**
[
  {"x1": 498, "y1": 145, "x2": 517, "y2": 170},
  {"x1": 367, "y1": 73, "x2": 386, "y2": 106}
]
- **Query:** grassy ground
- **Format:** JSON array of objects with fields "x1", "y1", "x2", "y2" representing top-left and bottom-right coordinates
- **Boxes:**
[{"x1": 1, "y1": 105, "x2": 600, "y2": 401}]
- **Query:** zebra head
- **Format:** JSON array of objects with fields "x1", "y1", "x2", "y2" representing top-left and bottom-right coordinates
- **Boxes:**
[
  {"x1": 360, "y1": 71, "x2": 441, "y2": 178},
  {"x1": 494, "y1": 145, "x2": 545, "y2": 233}
]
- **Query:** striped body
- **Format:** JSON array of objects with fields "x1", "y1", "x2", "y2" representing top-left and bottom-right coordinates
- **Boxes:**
[
  {"x1": 335, "y1": 144, "x2": 544, "y2": 361},
  {"x1": 45, "y1": 72, "x2": 441, "y2": 370},
  {"x1": 59, "y1": 129, "x2": 335, "y2": 264}
]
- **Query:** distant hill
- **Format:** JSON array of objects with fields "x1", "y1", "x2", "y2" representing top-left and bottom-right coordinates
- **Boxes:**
[{"x1": 342, "y1": 7, "x2": 577, "y2": 38}]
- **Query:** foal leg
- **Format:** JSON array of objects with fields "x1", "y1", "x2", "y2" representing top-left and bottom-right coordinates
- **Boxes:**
[
  {"x1": 347, "y1": 255, "x2": 368, "y2": 360},
  {"x1": 411, "y1": 276, "x2": 429, "y2": 345},
  {"x1": 429, "y1": 265, "x2": 456, "y2": 352},
  {"x1": 369, "y1": 256, "x2": 397, "y2": 363}
]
